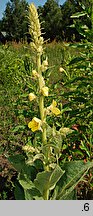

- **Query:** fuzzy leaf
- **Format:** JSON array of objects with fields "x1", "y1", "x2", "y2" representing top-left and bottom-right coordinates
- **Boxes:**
[
  {"x1": 19, "y1": 174, "x2": 34, "y2": 190},
  {"x1": 34, "y1": 165, "x2": 65, "y2": 197},
  {"x1": 71, "y1": 12, "x2": 87, "y2": 18},
  {"x1": 56, "y1": 160, "x2": 93, "y2": 200},
  {"x1": 24, "y1": 188, "x2": 43, "y2": 200}
]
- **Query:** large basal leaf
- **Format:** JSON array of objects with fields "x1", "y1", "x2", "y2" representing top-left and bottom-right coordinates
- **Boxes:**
[
  {"x1": 8, "y1": 154, "x2": 37, "y2": 181},
  {"x1": 19, "y1": 173, "x2": 34, "y2": 190},
  {"x1": 56, "y1": 160, "x2": 93, "y2": 200},
  {"x1": 34, "y1": 165, "x2": 65, "y2": 198},
  {"x1": 14, "y1": 182, "x2": 25, "y2": 200},
  {"x1": 19, "y1": 173, "x2": 43, "y2": 200},
  {"x1": 8, "y1": 154, "x2": 26, "y2": 172},
  {"x1": 24, "y1": 188, "x2": 43, "y2": 200}
]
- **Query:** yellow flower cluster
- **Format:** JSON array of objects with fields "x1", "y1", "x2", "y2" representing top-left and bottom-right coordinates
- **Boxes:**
[
  {"x1": 28, "y1": 4, "x2": 41, "y2": 39},
  {"x1": 22, "y1": 145, "x2": 35, "y2": 153},
  {"x1": 28, "y1": 3, "x2": 43, "y2": 54}
]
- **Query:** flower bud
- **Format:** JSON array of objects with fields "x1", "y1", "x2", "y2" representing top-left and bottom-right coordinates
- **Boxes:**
[
  {"x1": 41, "y1": 86, "x2": 49, "y2": 96},
  {"x1": 43, "y1": 59, "x2": 48, "y2": 67},
  {"x1": 32, "y1": 69, "x2": 39, "y2": 78},
  {"x1": 59, "y1": 67, "x2": 65, "y2": 72},
  {"x1": 37, "y1": 46, "x2": 43, "y2": 54},
  {"x1": 29, "y1": 93, "x2": 36, "y2": 101},
  {"x1": 41, "y1": 58, "x2": 48, "y2": 72},
  {"x1": 39, "y1": 36, "x2": 44, "y2": 45}
]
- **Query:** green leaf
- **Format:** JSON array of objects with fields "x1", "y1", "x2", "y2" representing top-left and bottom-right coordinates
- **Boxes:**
[
  {"x1": 8, "y1": 154, "x2": 37, "y2": 181},
  {"x1": 24, "y1": 188, "x2": 43, "y2": 200},
  {"x1": 18, "y1": 173, "x2": 43, "y2": 200},
  {"x1": 80, "y1": 141, "x2": 90, "y2": 157},
  {"x1": 56, "y1": 160, "x2": 93, "y2": 200},
  {"x1": 71, "y1": 12, "x2": 87, "y2": 18},
  {"x1": 49, "y1": 165, "x2": 65, "y2": 190},
  {"x1": 68, "y1": 57, "x2": 85, "y2": 66},
  {"x1": 14, "y1": 182, "x2": 25, "y2": 200},
  {"x1": 12, "y1": 125, "x2": 26, "y2": 132},
  {"x1": 19, "y1": 174, "x2": 34, "y2": 190},
  {"x1": 8, "y1": 154, "x2": 25, "y2": 172},
  {"x1": 34, "y1": 165, "x2": 65, "y2": 197}
]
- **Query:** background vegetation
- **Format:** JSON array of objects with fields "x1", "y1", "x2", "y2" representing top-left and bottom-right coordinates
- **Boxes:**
[
  {"x1": 0, "y1": 40, "x2": 93, "y2": 199},
  {"x1": 0, "y1": 0, "x2": 93, "y2": 42},
  {"x1": 0, "y1": 0, "x2": 93, "y2": 199}
]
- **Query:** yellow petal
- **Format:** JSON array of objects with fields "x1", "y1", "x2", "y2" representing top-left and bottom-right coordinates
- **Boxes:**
[
  {"x1": 28, "y1": 117, "x2": 42, "y2": 132},
  {"x1": 52, "y1": 100, "x2": 57, "y2": 107},
  {"x1": 51, "y1": 107, "x2": 61, "y2": 116},
  {"x1": 47, "y1": 100, "x2": 61, "y2": 115}
]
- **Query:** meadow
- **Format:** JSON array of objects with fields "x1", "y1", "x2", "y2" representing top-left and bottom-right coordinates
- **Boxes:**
[{"x1": 0, "y1": 38, "x2": 93, "y2": 199}]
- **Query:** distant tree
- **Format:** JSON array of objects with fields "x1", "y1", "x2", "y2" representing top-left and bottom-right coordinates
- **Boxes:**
[
  {"x1": 38, "y1": 0, "x2": 62, "y2": 41},
  {"x1": 60, "y1": 0, "x2": 79, "y2": 41},
  {"x1": 0, "y1": 20, "x2": 2, "y2": 30},
  {"x1": 1, "y1": 0, "x2": 92, "y2": 43},
  {"x1": 1, "y1": 0, "x2": 28, "y2": 42}
]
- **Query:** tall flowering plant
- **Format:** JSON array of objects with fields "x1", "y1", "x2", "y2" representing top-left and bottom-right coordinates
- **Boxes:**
[
  {"x1": 9, "y1": 4, "x2": 93, "y2": 200},
  {"x1": 26, "y1": 3, "x2": 62, "y2": 171}
]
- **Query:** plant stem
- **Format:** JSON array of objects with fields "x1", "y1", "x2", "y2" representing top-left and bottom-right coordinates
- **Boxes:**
[
  {"x1": 37, "y1": 54, "x2": 47, "y2": 146},
  {"x1": 39, "y1": 95, "x2": 47, "y2": 145},
  {"x1": 43, "y1": 189, "x2": 49, "y2": 200}
]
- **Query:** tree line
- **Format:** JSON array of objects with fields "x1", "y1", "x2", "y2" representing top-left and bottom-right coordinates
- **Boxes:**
[{"x1": 0, "y1": 0, "x2": 92, "y2": 43}]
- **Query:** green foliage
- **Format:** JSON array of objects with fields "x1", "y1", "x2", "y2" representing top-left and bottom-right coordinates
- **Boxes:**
[
  {"x1": 0, "y1": 1, "x2": 93, "y2": 199},
  {"x1": 38, "y1": 0, "x2": 62, "y2": 41},
  {"x1": 0, "y1": 38, "x2": 93, "y2": 199},
  {"x1": 56, "y1": 160, "x2": 93, "y2": 199},
  {"x1": 70, "y1": 0, "x2": 93, "y2": 42},
  {"x1": 1, "y1": 0, "x2": 28, "y2": 41},
  {"x1": 0, "y1": 0, "x2": 92, "y2": 42},
  {"x1": 8, "y1": 153, "x2": 93, "y2": 200},
  {"x1": 1, "y1": 37, "x2": 93, "y2": 199}
]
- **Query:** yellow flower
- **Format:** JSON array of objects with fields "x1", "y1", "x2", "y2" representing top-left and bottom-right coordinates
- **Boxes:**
[
  {"x1": 51, "y1": 107, "x2": 61, "y2": 115},
  {"x1": 29, "y1": 93, "x2": 36, "y2": 101},
  {"x1": 28, "y1": 117, "x2": 42, "y2": 132},
  {"x1": 41, "y1": 86, "x2": 49, "y2": 96},
  {"x1": 48, "y1": 100, "x2": 61, "y2": 116}
]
